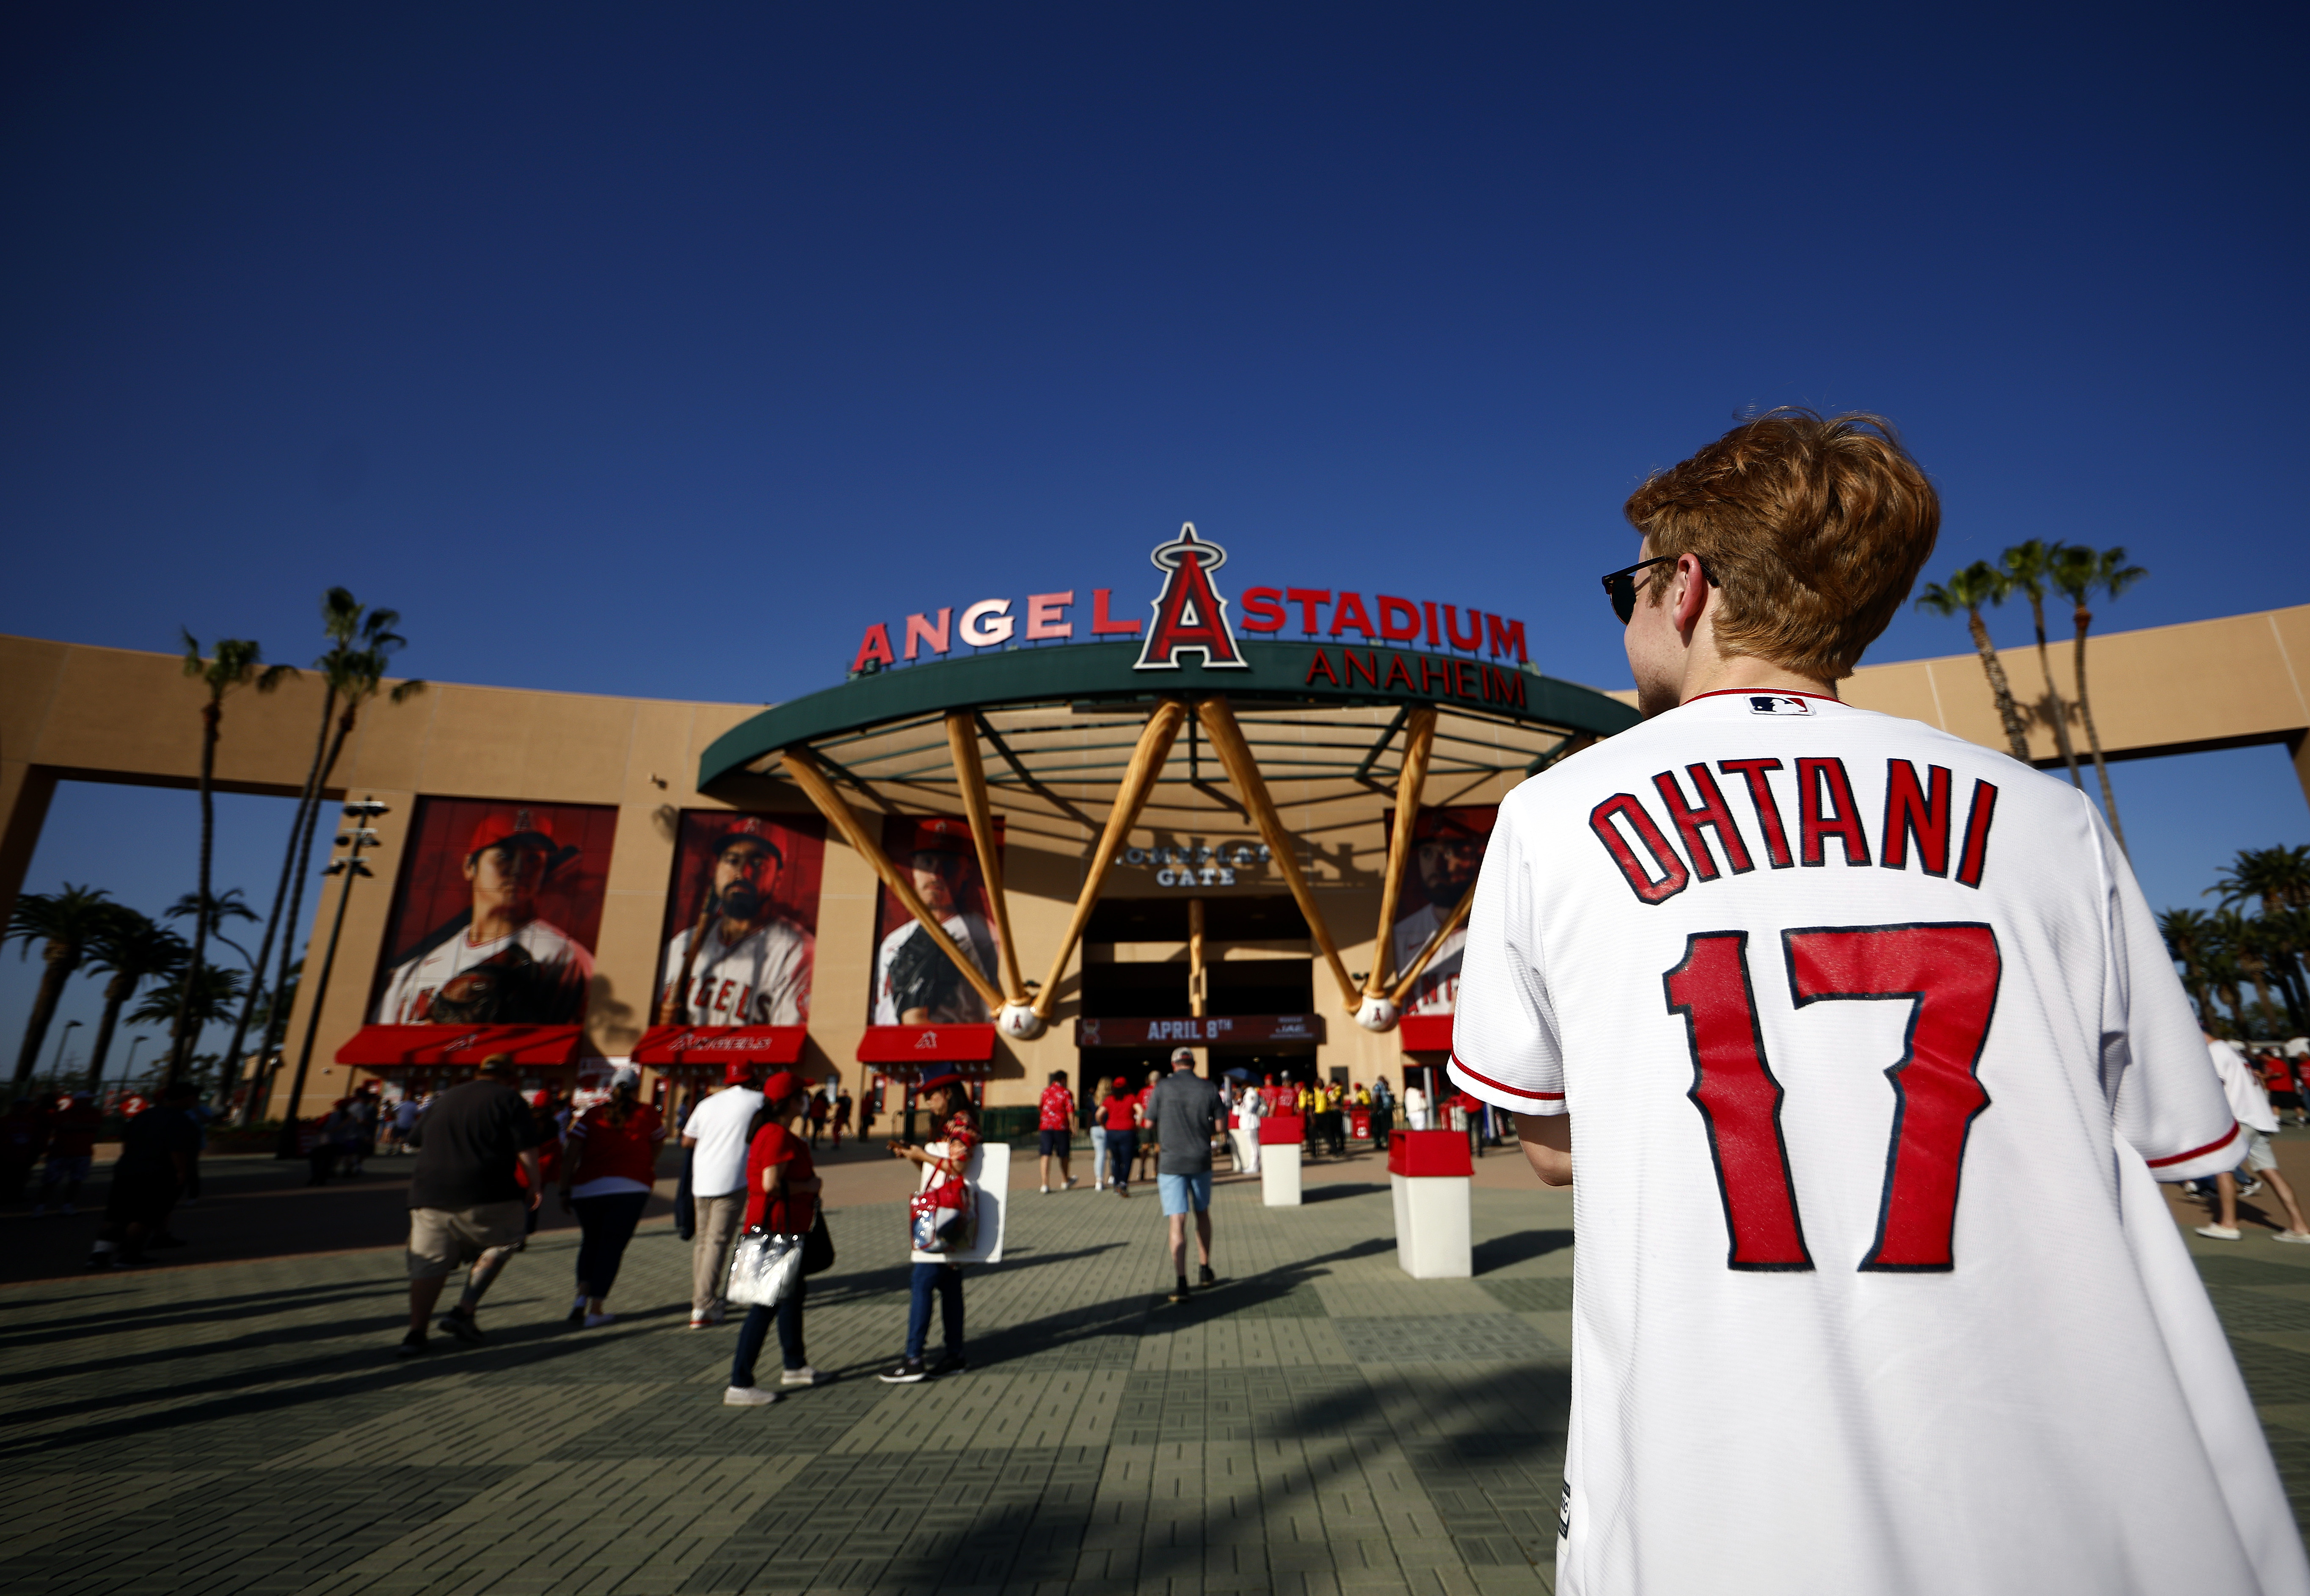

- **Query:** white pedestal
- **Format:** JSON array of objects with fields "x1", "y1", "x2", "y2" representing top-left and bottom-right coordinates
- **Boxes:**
[
  {"x1": 1229, "y1": 1128, "x2": 1261, "y2": 1173},
  {"x1": 1391, "y1": 1172, "x2": 1472, "y2": 1277},
  {"x1": 1262, "y1": 1142, "x2": 1302, "y2": 1206}
]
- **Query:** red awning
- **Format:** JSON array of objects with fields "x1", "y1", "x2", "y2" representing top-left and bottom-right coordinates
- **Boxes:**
[
  {"x1": 630, "y1": 1025, "x2": 808, "y2": 1067},
  {"x1": 856, "y1": 1024, "x2": 998, "y2": 1065},
  {"x1": 335, "y1": 1024, "x2": 584, "y2": 1067},
  {"x1": 1399, "y1": 1014, "x2": 1455, "y2": 1053}
]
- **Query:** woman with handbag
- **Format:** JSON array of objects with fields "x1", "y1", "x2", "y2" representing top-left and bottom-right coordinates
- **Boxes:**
[
  {"x1": 723, "y1": 1070, "x2": 827, "y2": 1406},
  {"x1": 878, "y1": 1071, "x2": 978, "y2": 1383},
  {"x1": 558, "y1": 1067, "x2": 666, "y2": 1329}
]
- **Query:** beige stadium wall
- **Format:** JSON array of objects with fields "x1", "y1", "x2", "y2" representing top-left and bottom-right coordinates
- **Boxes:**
[{"x1": 5, "y1": 605, "x2": 2307, "y2": 1120}]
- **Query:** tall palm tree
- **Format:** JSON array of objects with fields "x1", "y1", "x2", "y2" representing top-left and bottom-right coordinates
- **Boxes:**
[
  {"x1": 1914, "y1": 562, "x2": 2032, "y2": 763},
  {"x1": 2212, "y1": 845, "x2": 2310, "y2": 1031},
  {"x1": 2159, "y1": 907, "x2": 2217, "y2": 1025},
  {"x1": 2208, "y1": 908, "x2": 2275, "y2": 1033},
  {"x1": 174, "y1": 632, "x2": 293, "y2": 1087},
  {"x1": 239, "y1": 595, "x2": 424, "y2": 1123},
  {"x1": 2049, "y1": 544, "x2": 2147, "y2": 853},
  {"x1": 83, "y1": 909, "x2": 187, "y2": 1092},
  {"x1": 131, "y1": 965, "x2": 245, "y2": 1088},
  {"x1": 166, "y1": 888, "x2": 261, "y2": 987},
  {"x1": 1996, "y1": 540, "x2": 2083, "y2": 788},
  {"x1": 6, "y1": 885, "x2": 114, "y2": 1087}
]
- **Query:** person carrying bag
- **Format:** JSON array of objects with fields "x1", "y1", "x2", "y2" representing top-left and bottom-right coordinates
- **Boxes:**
[
  {"x1": 879, "y1": 1071, "x2": 978, "y2": 1383},
  {"x1": 721, "y1": 1072, "x2": 830, "y2": 1407}
]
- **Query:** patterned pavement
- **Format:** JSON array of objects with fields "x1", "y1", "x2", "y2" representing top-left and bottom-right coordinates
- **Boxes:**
[{"x1": 4, "y1": 1144, "x2": 2310, "y2": 1596}]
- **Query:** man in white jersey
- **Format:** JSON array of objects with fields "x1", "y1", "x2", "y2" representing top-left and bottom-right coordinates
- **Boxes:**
[
  {"x1": 658, "y1": 817, "x2": 815, "y2": 1026},
  {"x1": 872, "y1": 820, "x2": 1000, "y2": 1025},
  {"x1": 377, "y1": 810, "x2": 594, "y2": 1025},
  {"x1": 1449, "y1": 411, "x2": 2308, "y2": 1595}
]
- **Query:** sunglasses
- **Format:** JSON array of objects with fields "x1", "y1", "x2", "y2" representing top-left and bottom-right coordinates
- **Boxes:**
[{"x1": 1601, "y1": 554, "x2": 1715, "y2": 625}]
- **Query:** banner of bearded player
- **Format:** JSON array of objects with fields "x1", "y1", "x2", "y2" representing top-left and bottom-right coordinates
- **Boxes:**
[
  {"x1": 370, "y1": 798, "x2": 619, "y2": 1026},
  {"x1": 1384, "y1": 805, "x2": 1497, "y2": 1015},
  {"x1": 656, "y1": 811, "x2": 827, "y2": 1026},
  {"x1": 871, "y1": 814, "x2": 1004, "y2": 1025}
]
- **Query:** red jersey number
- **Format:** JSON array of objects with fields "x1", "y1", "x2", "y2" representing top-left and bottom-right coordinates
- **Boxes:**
[{"x1": 1665, "y1": 922, "x2": 2000, "y2": 1273}]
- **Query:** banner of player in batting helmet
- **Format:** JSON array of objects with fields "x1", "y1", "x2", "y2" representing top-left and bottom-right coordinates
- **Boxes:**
[
  {"x1": 870, "y1": 814, "x2": 1004, "y2": 1025},
  {"x1": 371, "y1": 798, "x2": 619, "y2": 1026},
  {"x1": 656, "y1": 811, "x2": 826, "y2": 1026},
  {"x1": 1386, "y1": 804, "x2": 1497, "y2": 1016}
]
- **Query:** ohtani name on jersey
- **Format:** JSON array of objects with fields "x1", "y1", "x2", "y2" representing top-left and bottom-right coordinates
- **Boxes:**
[{"x1": 1589, "y1": 758, "x2": 1998, "y2": 905}]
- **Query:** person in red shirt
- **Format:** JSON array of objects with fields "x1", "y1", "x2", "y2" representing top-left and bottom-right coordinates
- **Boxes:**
[
  {"x1": 1037, "y1": 1070, "x2": 1077, "y2": 1194},
  {"x1": 557, "y1": 1067, "x2": 665, "y2": 1329},
  {"x1": 36, "y1": 1092, "x2": 104, "y2": 1216},
  {"x1": 879, "y1": 1072, "x2": 979, "y2": 1381},
  {"x1": 1100, "y1": 1075, "x2": 1141, "y2": 1199},
  {"x1": 723, "y1": 1070, "x2": 824, "y2": 1406}
]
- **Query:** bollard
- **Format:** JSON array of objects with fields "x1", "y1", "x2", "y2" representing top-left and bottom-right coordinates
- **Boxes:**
[
  {"x1": 1388, "y1": 1128, "x2": 1472, "y2": 1277},
  {"x1": 1260, "y1": 1115, "x2": 1304, "y2": 1206}
]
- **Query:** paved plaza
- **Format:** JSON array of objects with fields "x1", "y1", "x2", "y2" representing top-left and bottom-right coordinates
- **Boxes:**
[{"x1": 5, "y1": 1144, "x2": 2310, "y2": 1596}]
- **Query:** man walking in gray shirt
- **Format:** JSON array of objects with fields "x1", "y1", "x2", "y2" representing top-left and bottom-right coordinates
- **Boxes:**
[{"x1": 1146, "y1": 1047, "x2": 1225, "y2": 1303}]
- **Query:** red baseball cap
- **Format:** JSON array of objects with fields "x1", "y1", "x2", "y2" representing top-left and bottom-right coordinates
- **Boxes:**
[
  {"x1": 529, "y1": 1089, "x2": 554, "y2": 1108},
  {"x1": 762, "y1": 1070, "x2": 802, "y2": 1103},
  {"x1": 1114, "y1": 1076, "x2": 1129, "y2": 1089},
  {"x1": 467, "y1": 808, "x2": 557, "y2": 860},
  {"x1": 723, "y1": 1060, "x2": 759, "y2": 1086},
  {"x1": 711, "y1": 816, "x2": 784, "y2": 864},
  {"x1": 912, "y1": 817, "x2": 974, "y2": 856},
  {"x1": 917, "y1": 1070, "x2": 965, "y2": 1094}
]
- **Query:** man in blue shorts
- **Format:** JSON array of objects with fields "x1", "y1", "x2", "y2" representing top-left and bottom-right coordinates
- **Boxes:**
[{"x1": 1145, "y1": 1047, "x2": 1224, "y2": 1302}]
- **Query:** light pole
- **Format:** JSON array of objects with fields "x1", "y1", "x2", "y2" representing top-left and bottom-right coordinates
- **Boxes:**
[
  {"x1": 49, "y1": 1020, "x2": 82, "y2": 1085},
  {"x1": 274, "y1": 797, "x2": 389, "y2": 1158},
  {"x1": 108, "y1": 1034, "x2": 148, "y2": 1096}
]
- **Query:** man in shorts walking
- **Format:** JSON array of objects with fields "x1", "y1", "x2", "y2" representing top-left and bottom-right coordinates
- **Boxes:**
[
  {"x1": 1145, "y1": 1048, "x2": 1224, "y2": 1302},
  {"x1": 2198, "y1": 1029, "x2": 2310, "y2": 1242},
  {"x1": 1037, "y1": 1070, "x2": 1077, "y2": 1194},
  {"x1": 400, "y1": 1054, "x2": 540, "y2": 1357},
  {"x1": 1449, "y1": 411, "x2": 2308, "y2": 1593}
]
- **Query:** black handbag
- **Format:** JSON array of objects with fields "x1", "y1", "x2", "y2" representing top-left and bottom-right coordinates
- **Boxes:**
[{"x1": 802, "y1": 1210, "x2": 835, "y2": 1276}]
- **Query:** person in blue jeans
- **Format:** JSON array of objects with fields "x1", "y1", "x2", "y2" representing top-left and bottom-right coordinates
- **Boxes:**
[
  {"x1": 879, "y1": 1072, "x2": 977, "y2": 1382},
  {"x1": 1145, "y1": 1048, "x2": 1225, "y2": 1302},
  {"x1": 723, "y1": 1071, "x2": 827, "y2": 1406}
]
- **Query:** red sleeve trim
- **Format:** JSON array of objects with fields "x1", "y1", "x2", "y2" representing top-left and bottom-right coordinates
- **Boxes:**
[
  {"x1": 2145, "y1": 1124, "x2": 2243, "y2": 1169},
  {"x1": 1448, "y1": 1054, "x2": 1565, "y2": 1103}
]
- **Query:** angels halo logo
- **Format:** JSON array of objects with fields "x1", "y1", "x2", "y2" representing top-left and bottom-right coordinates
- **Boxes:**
[{"x1": 1134, "y1": 523, "x2": 1249, "y2": 671}]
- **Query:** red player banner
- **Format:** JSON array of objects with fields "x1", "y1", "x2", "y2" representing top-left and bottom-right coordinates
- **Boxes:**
[
  {"x1": 1386, "y1": 804, "x2": 1497, "y2": 1017},
  {"x1": 1073, "y1": 1014, "x2": 1327, "y2": 1048},
  {"x1": 870, "y1": 814, "x2": 1004, "y2": 1025},
  {"x1": 369, "y1": 797, "x2": 618, "y2": 1027},
  {"x1": 654, "y1": 810, "x2": 826, "y2": 1028}
]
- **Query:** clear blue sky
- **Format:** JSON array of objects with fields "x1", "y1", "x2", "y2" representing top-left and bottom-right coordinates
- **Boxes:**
[{"x1": 6, "y1": 4, "x2": 2307, "y2": 1081}]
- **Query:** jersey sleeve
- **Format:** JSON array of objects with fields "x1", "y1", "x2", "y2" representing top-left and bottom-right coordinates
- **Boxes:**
[
  {"x1": 2098, "y1": 805, "x2": 2241, "y2": 1180},
  {"x1": 1445, "y1": 796, "x2": 1566, "y2": 1116}
]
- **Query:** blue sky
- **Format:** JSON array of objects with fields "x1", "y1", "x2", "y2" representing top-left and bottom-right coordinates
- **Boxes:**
[{"x1": 5, "y1": 4, "x2": 2307, "y2": 1079}]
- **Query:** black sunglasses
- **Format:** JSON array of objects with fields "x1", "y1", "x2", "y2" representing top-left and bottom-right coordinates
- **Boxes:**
[{"x1": 1601, "y1": 554, "x2": 1714, "y2": 625}]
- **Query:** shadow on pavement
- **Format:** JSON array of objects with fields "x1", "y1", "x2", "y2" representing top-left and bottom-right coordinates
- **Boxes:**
[{"x1": 1474, "y1": 1228, "x2": 1574, "y2": 1274}]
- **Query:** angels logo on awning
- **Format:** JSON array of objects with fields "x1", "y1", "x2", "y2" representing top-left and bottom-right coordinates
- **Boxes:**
[{"x1": 1135, "y1": 523, "x2": 1248, "y2": 671}]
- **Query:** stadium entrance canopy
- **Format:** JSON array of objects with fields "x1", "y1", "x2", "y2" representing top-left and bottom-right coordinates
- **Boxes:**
[{"x1": 698, "y1": 524, "x2": 1639, "y2": 1047}]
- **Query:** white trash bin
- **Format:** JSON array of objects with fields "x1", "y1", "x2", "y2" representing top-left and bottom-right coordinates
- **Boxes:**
[
  {"x1": 1389, "y1": 1129, "x2": 1472, "y2": 1278},
  {"x1": 1260, "y1": 1117, "x2": 1304, "y2": 1207}
]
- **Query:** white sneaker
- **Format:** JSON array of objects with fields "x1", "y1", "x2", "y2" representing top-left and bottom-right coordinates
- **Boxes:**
[
  {"x1": 722, "y1": 1384, "x2": 780, "y2": 1406},
  {"x1": 1063, "y1": 1177, "x2": 1078, "y2": 1190},
  {"x1": 2277, "y1": 1231, "x2": 2310, "y2": 1245},
  {"x1": 584, "y1": 1312, "x2": 617, "y2": 1329},
  {"x1": 780, "y1": 1365, "x2": 827, "y2": 1386},
  {"x1": 2240, "y1": 1178, "x2": 2266, "y2": 1198},
  {"x1": 2196, "y1": 1224, "x2": 2242, "y2": 1240},
  {"x1": 1040, "y1": 1185, "x2": 1050, "y2": 1194}
]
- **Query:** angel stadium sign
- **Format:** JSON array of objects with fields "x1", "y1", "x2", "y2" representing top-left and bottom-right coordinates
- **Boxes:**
[{"x1": 848, "y1": 524, "x2": 1533, "y2": 685}]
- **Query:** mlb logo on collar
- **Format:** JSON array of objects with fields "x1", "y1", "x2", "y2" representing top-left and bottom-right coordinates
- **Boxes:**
[{"x1": 1747, "y1": 694, "x2": 1813, "y2": 716}]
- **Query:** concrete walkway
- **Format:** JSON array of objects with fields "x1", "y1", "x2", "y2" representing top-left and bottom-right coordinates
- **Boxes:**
[{"x1": 2, "y1": 1141, "x2": 2307, "y2": 1595}]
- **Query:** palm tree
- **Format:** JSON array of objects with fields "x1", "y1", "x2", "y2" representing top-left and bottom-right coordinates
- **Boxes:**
[
  {"x1": 83, "y1": 909, "x2": 187, "y2": 1092},
  {"x1": 2049, "y1": 544, "x2": 2147, "y2": 853},
  {"x1": 6, "y1": 885, "x2": 114, "y2": 1087},
  {"x1": 2159, "y1": 907, "x2": 2218, "y2": 1026},
  {"x1": 131, "y1": 965, "x2": 246, "y2": 1083},
  {"x1": 1914, "y1": 562, "x2": 2032, "y2": 763},
  {"x1": 2209, "y1": 908, "x2": 2275, "y2": 1034},
  {"x1": 232, "y1": 593, "x2": 423, "y2": 1123},
  {"x1": 1996, "y1": 540, "x2": 2083, "y2": 788},
  {"x1": 240, "y1": 956, "x2": 301, "y2": 1118},
  {"x1": 166, "y1": 888, "x2": 261, "y2": 987},
  {"x1": 174, "y1": 632, "x2": 294, "y2": 1087},
  {"x1": 2212, "y1": 845, "x2": 2310, "y2": 1031}
]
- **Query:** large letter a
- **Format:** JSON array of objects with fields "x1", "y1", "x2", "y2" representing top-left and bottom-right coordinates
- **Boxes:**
[{"x1": 1135, "y1": 523, "x2": 1249, "y2": 670}]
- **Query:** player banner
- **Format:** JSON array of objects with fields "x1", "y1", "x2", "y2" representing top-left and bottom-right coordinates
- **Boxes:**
[
  {"x1": 370, "y1": 798, "x2": 618, "y2": 1026},
  {"x1": 655, "y1": 810, "x2": 826, "y2": 1026},
  {"x1": 1387, "y1": 804, "x2": 1497, "y2": 1015},
  {"x1": 870, "y1": 814, "x2": 1004, "y2": 1025}
]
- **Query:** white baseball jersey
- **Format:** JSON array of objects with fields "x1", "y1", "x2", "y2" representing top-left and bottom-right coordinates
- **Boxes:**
[
  {"x1": 871, "y1": 914, "x2": 998, "y2": 1025},
  {"x1": 2211, "y1": 1037, "x2": 2282, "y2": 1136},
  {"x1": 660, "y1": 917, "x2": 814, "y2": 1026},
  {"x1": 375, "y1": 919, "x2": 594, "y2": 1025},
  {"x1": 1449, "y1": 688, "x2": 2305, "y2": 1596}
]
